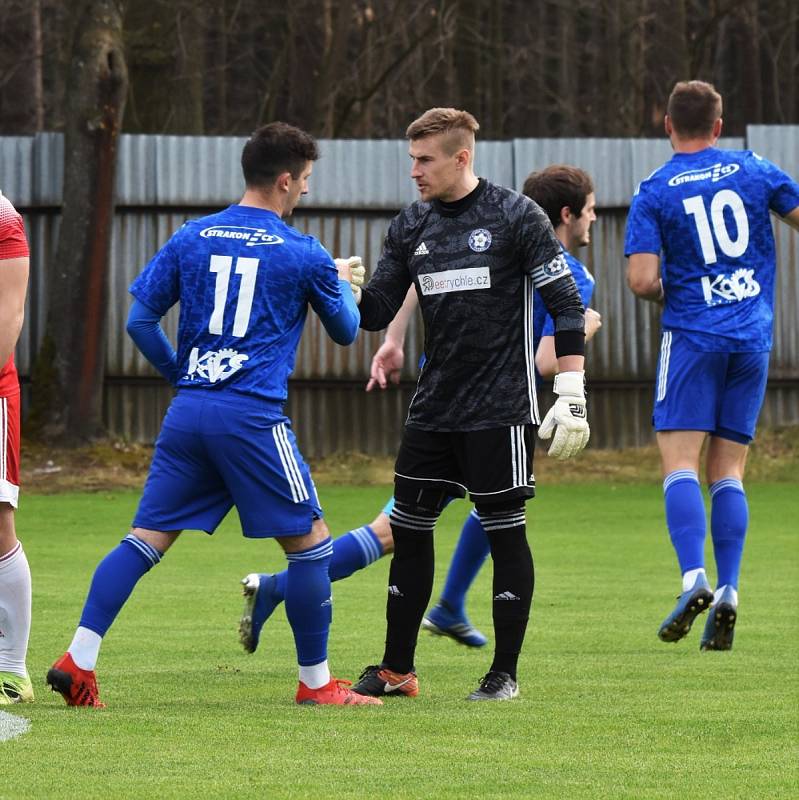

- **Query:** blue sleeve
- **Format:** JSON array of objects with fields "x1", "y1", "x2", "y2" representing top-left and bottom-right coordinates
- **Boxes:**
[
  {"x1": 624, "y1": 184, "x2": 662, "y2": 256},
  {"x1": 129, "y1": 228, "x2": 182, "y2": 315},
  {"x1": 306, "y1": 241, "x2": 359, "y2": 345},
  {"x1": 755, "y1": 154, "x2": 799, "y2": 216},
  {"x1": 126, "y1": 298, "x2": 181, "y2": 385},
  {"x1": 315, "y1": 279, "x2": 360, "y2": 345}
]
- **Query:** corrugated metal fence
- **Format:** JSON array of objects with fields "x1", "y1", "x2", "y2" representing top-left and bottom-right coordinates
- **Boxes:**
[{"x1": 2, "y1": 129, "x2": 797, "y2": 453}]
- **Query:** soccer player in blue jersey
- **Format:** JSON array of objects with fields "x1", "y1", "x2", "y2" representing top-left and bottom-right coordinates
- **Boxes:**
[
  {"x1": 237, "y1": 166, "x2": 602, "y2": 657},
  {"x1": 625, "y1": 81, "x2": 799, "y2": 650},
  {"x1": 46, "y1": 122, "x2": 381, "y2": 707}
]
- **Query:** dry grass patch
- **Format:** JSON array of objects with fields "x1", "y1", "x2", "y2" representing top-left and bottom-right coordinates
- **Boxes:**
[{"x1": 19, "y1": 425, "x2": 798, "y2": 494}]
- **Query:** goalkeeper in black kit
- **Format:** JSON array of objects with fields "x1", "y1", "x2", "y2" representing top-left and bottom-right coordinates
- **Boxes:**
[{"x1": 350, "y1": 107, "x2": 590, "y2": 701}]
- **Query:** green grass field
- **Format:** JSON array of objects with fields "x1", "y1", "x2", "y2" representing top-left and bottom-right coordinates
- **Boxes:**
[{"x1": 3, "y1": 483, "x2": 798, "y2": 799}]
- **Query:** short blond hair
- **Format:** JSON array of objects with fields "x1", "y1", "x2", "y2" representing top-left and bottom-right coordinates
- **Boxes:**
[
  {"x1": 667, "y1": 81, "x2": 722, "y2": 139},
  {"x1": 405, "y1": 108, "x2": 479, "y2": 154}
]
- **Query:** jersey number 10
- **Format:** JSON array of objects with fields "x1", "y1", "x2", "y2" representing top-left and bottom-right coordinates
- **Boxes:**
[
  {"x1": 682, "y1": 189, "x2": 750, "y2": 265},
  {"x1": 208, "y1": 255, "x2": 259, "y2": 337}
]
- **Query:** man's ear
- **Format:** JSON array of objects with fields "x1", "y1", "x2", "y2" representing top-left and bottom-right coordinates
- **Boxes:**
[
  {"x1": 559, "y1": 205, "x2": 572, "y2": 226},
  {"x1": 664, "y1": 115, "x2": 673, "y2": 137},
  {"x1": 454, "y1": 148, "x2": 470, "y2": 170},
  {"x1": 276, "y1": 172, "x2": 292, "y2": 193}
]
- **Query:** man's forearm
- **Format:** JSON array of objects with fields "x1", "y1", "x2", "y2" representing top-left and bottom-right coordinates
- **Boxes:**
[
  {"x1": 383, "y1": 286, "x2": 418, "y2": 347},
  {"x1": 627, "y1": 253, "x2": 663, "y2": 303},
  {"x1": 632, "y1": 277, "x2": 664, "y2": 303}
]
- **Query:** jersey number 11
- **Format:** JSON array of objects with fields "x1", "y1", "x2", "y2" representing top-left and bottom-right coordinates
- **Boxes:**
[{"x1": 208, "y1": 255, "x2": 259, "y2": 337}]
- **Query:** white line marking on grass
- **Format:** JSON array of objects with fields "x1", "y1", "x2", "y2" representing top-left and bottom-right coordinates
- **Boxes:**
[{"x1": 0, "y1": 710, "x2": 31, "y2": 741}]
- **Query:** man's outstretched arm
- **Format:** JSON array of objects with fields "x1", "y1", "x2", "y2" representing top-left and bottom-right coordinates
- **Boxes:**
[{"x1": 366, "y1": 286, "x2": 418, "y2": 391}]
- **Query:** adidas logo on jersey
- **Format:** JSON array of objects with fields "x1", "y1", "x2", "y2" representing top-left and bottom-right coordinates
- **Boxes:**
[
  {"x1": 413, "y1": 242, "x2": 429, "y2": 256},
  {"x1": 388, "y1": 585, "x2": 404, "y2": 597},
  {"x1": 494, "y1": 591, "x2": 520, "y2": 601}
]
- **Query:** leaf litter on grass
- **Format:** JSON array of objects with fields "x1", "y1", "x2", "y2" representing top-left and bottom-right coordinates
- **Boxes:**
[{"x1": 20, "y1": 425, "x2": 799, "y2": 493}]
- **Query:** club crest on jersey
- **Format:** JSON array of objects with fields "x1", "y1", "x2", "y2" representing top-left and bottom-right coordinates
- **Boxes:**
[
  {"x1": 468, "y1": 228, "x2": 492, "y2": 252},
  {"x1": 186, "y1": 347, "x2": 249, "y2": 383},
  {"x1": 668, "y1": 163, "x2": 740, "y2": 187},
  {"x1": 701, "y1": 268, "x2": 760, "y2": 305},
  {"x1": 199, "y1": 225, "x2": 284, "y2": 247}
]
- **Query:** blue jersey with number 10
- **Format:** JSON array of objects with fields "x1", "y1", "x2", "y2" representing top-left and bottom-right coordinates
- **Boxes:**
[
  {"x1": 130, "y1": 204, "x2": 344, "y2": 403},
  {"x1": 625, "y1": 147, "x2": 799, "y2": 352}
]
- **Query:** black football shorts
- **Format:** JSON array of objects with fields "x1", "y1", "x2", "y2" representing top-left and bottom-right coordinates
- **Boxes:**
[{"x1": 394, "y1": 424, "x2": 535, "y2": 505}]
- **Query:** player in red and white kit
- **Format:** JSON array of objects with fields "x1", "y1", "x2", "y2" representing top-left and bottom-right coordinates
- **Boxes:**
[{"x1": 0, "y1": 191, "x2": 32, "y2": 704}]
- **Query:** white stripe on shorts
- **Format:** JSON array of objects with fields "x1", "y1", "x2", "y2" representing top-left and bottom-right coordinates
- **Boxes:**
[
  {"x1": 656, "y1": 331, "x2": 672, "y2": 403},
  {"x1": 272, "y1": 423, "x2": 309, "y2": 503},
  {"x1": 510, "y1": 425, "x2": 527, "y2": 488}
]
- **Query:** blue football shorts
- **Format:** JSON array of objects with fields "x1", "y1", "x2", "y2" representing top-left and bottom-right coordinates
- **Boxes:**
[
  {"x1": 653, "y1": 331, "x2": 770, "y2": 444},
  {"x1": 133, "y1": 389, "x2": 322, "y2": 537}
]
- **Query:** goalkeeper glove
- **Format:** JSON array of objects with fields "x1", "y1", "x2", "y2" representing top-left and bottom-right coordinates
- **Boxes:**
[
  {"x1": 538, "y1": 370, "x2": 589, "y2": 460},
  {"x1": 348, "y1": 256, "x2": 366, "y2": 304}
]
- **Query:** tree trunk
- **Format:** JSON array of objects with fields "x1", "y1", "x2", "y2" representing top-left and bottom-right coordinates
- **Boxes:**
[
  {"x1": 0, "y1": 0, "x2": 45, "y2": 133},
  {"x1": 29, "y1": 0, "x2": 127, "y2": 443}
]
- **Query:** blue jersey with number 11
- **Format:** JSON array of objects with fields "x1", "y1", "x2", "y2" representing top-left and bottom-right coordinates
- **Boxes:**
[
  {"x1": 625, "y1": 147, "x2": 799, "y2": 352},
  {"x1": 130, "y1": 204, "x2": 345, "y2": 403}
]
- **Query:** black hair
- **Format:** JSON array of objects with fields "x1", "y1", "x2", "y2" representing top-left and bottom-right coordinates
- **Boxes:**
[{"x1": 241, "y1": 122, "x2": 319, "y2": 188}]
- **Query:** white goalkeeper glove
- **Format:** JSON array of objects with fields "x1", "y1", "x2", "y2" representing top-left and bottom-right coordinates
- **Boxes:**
[
  {"x1": 538, "y1": 370, "x2": 590, "y2": 460},
  {"x1": 348, "y1": 256, "x2": 366, "y2": 304},
  {"x1": 334, "y1": 256, "x2": 366, "y2": 303}
]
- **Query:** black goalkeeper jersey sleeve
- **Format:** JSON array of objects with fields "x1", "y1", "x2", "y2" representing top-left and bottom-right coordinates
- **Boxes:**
[
  {"x1": 358, "y1": 212, "x2": 418, "y2": 331},
  {"x1": 361, "y1": 180, "x2": 566, "y2": 431}
]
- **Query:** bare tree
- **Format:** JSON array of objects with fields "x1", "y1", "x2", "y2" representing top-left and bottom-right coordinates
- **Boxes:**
[
  {"x1": 0, "y1": 0, "x2": 45, "y2": 132},
  {"x1": 29, "y1": 0, "x2": 128, "y2": 442}
]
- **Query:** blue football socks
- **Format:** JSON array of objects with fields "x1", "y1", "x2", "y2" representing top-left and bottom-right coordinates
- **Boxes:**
[
  {"x1": 79, "y1": 534, "x2": 163, "y2": 636},
  {"x1": 329, "y1": 525, "x2": 383, "y2": 581},
  {"x1": 284, "y1": 537, "x2": 333, "y2": 666},
  {"x1": 709, "y1": 478, "x2": 748, "y2": 589},
  {"x1": 270, "y1": 524, "x2": 383, "y2": 603},
  {"x1": 439, "y1": 510, "x2": 490, "y2": 617},
  {"x1": 663, "y1": 470, "x2": 706, "y2": 574}
]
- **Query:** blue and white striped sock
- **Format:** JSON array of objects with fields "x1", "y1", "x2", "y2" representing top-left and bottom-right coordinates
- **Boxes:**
[
  {"x1": 710, "y1": 477, "x2": 748, "y2": 590},
  {"x1": 663, "y1": 469, "x2": 706, "y2": 577},
  {"x1": 285, "y1": 537, "x2": 333, "y2": 668},
  {"x1": 271, "y1": 524, "x2": 383, "y2": 601},
  {"x1": 328, "y1": 525, "x2": 383, "y2": 581},
  {"x1": 75, "y1": 534, "x2": 164, "y2": 666}
]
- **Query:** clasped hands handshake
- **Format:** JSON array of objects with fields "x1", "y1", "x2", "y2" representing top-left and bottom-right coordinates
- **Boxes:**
[{"x1": 334, "y1": 256, "x2": 366, "y2": 303}]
